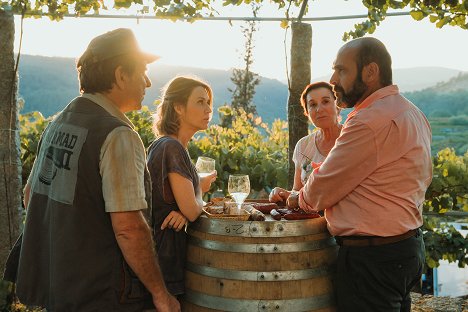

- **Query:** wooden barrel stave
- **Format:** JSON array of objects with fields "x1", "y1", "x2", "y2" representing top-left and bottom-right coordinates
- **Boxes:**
[
  {"x1": 183, "y1": 217, "x2": 337, "y2": 312},
  {"x1": 185, "y1": 271, "x2": 334, "y2": 298}
]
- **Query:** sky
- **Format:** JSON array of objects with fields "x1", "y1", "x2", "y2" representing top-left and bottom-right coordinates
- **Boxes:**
[{"x1": 12, "y1": 0, "x2": 468, "y2": 81}]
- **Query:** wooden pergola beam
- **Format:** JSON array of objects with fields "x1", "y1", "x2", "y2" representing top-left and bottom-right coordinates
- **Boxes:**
[{"x1": 11, "y1": 11, "x2": 411, "y2": 22}]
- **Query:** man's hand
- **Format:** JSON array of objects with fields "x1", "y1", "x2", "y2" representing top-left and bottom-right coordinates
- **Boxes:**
[
  {"x1": 111, "y1": 211, "x2": 173, "y2": 309},
  {"x1": 286, "y1": 190, "x2": 300, "y2": 209},
  {"x1": 299, "y1": 188, "x2": 315, "y2": 213},
  {"x1": 153, "y1": 291, "x2": 180, "y2": 312},
  {"x1": 199, "y1": 170, "x2": 217, "y2": 193},
  {"x1": 161, "y1": 211, "x2": 187, "y2": 232},
  {"x1": 269, "y1": 187, "x2": 290, "y2": 203}
]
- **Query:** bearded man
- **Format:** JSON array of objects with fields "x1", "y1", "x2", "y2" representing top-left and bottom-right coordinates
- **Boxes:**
[{"x1": 299, "y1": 37, "x2": 432, "y2": 312}]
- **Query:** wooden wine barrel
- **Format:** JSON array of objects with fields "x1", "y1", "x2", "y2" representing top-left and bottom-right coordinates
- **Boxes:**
[{"x1": 182, "y1": 216, "x2": 338, "y2": 312}]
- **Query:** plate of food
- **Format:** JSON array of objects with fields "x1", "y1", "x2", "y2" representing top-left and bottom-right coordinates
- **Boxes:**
[{"x1": 203, "y1": 204, "x2": 250, "y2": 221}]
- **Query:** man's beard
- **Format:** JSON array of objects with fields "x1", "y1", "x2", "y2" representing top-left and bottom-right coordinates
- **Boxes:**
[{"x1": 333, "y1": 78, "x2": 367, "y2": 108}]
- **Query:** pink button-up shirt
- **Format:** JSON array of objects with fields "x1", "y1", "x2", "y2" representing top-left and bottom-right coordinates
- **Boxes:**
[{"x1": 299, "y1": 85, "x2": 432, "y2": 237}]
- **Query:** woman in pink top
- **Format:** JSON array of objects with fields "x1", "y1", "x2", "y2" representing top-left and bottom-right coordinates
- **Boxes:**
[{"x1": 269, "y1": 81, "x2": 342, "y2": 203}]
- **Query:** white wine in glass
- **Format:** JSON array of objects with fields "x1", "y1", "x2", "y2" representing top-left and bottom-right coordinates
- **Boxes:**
[
  {"x1": 228, "y1": 174, "x2": 250, "y2": 213},
  {"x1": 195, "y1": 157, "x2": 215, "y2": 178}
]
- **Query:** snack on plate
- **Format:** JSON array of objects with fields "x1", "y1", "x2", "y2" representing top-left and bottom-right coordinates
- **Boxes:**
[
  {"x1": 203, "y1": 207, "x2": 250, "y2": 220},
  {"x1": 275, "y1": 207, "x2": 321, "y2": 220},
  {"x1": 242, "y1": 204, "x2": 254, "y2": 212},
  {"x1": 204, "y1": 206, "x2": 224, "y2": 214},
  {"x1": 251, "y1": 202, "x2": 279, "y2": 214},
  {"x1": 223, "y1": 201, "x2": 249, "y2": 215},
  {"x1": 270, "y1": 209, "x2": 282, "y2": 220},
  {"x1": 248, "y1": 208, "x2": 266, "y2": 221},
  {"x1": 276, "y1": 208, "x2": 290, "y2": 215},
  {"x1": 206, "y1": 197, "x2": 230, "y2": 207},
  {"x1": 283, "y1": 212, "x2": 321, "y2": 220}
]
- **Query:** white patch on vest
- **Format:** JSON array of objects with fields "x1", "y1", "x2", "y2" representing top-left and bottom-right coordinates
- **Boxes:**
[{"x1": 31, "y1": 123, "x2": 88, "y2": 204}]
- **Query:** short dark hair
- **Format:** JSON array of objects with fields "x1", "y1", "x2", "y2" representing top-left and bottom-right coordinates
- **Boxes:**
[
  {"x1": 300, "y1": 81, "x2": 336, "y2": 116},
  {"x1": 76, "y1": 53, "x2": 140, "y2": 94},
  {"x1": 353, "y1": 37, "x2": 393, "y2": 86},
  {"x1": 154, "y1": 76, "x2": 213, "y2": 136}
]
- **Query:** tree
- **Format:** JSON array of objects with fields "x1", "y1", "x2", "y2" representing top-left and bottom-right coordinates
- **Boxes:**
[
  {"x1": 287, "y1": 22, "x2": 311, "y2": 188},
  {"x1": 220, "y1": 5, "x2": 261, "y2": 128},
  {"x1": 0, "y1": 9, "x2": 21, "y2": 275},
  {"x1": 229, "y1": 7, "x2": 261, "y2": 117},
  {"x1": 0, "y1": 10, "x2": 21, "y2": 307}
]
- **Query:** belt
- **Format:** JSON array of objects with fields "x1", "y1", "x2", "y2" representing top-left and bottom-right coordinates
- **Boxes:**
[{"x1": 335, "y1": 229, "x2": 419, "y2": 247}]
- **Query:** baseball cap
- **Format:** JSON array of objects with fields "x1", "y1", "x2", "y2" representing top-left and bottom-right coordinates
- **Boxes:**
[{"x1": 77, "y1": 28, "x2": 159, "y2": 66}]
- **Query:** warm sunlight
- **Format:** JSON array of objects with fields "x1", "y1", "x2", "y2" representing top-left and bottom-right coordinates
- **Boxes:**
[
  {"x1": 2, "y1": 2, "x2": 468, "y2": 311},
  {"x1": 14, "y1": 0, "x2": 468, "y2": 81}
]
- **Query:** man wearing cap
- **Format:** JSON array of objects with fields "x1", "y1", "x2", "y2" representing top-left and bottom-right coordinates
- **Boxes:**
[
  {"x1": 8, "y1": 28, "x2": 180, "y2": 311},
  {"x1": 299, "y1": 37, "x2": 432, "y2": 311}
]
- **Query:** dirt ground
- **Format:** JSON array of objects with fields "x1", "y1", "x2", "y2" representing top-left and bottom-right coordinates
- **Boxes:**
[{"x1": 411, "y1": 293, "x2": 468, "y2": 312}]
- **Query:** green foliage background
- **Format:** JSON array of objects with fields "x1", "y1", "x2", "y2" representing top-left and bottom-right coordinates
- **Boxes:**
[
  {"x1": 18, "y1": 107, "x2": 468, "y2": 271},
  {"x1": 423, "y1": 148, "x2": 468, "y2": 268},
  {"x1": 188, "y1": 108, "x2": 288, "y2": 194},
  {"x1": 127, "y1": 106, "x2": 289, "y2": 194}
]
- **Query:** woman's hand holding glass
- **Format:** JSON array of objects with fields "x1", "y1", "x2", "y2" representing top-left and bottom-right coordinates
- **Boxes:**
[
  {"x1": 196, "y1": 157, "x2": 215, "y2": 177},
  {"x1": 199, "y1": 171, "x2": 217, "y2": 193},
  {"x1": 195, "y1": 156, "x2": 217, "y2": 193}
]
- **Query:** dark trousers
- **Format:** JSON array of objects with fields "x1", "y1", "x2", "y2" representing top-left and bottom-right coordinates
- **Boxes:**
[{"x1": 335, "y1": 230, "x2": 425, "y2": 312}]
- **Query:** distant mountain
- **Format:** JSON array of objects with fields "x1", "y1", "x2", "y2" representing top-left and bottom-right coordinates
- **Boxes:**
[
  {"x1": 392, "y1": 67, "x2": 464, "y2": 92},
  {"x1": 17, "y1": 55, "x2": 466, "y2": 122},
  {"x1": 17, "y1": 55, "x2": 288, "y2": 124},
  {"x1": 404, "y1": 72, "x2": 468, "y2": 117},
  {"x1": 424, "y1": 72, "x2": 468, "y2": 93}
]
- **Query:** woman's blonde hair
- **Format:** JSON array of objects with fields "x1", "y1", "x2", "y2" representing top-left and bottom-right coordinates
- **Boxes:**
[{"x1": 154, "y1": 76, "x2": 213, "y2": 136}]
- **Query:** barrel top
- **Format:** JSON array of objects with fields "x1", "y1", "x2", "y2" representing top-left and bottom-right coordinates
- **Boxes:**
[{"x1": 189, "y1": 215, "x2": 329, "y2": 237}]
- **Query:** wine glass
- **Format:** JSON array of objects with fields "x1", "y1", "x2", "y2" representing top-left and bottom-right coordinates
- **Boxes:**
[
  {"x1": 228, "y1": 174, "x2": 250, "y2": 213},
  {"x1": 195, "y1": 157, "x2": 216, "y2": 178}
]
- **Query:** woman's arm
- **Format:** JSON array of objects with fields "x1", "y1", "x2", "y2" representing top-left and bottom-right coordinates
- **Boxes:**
[
  {"x1": 292, "y1": 166, "x2": 304, "y2": 191},
  {"x1": 23, "y1": 183, "x2": 31, "y2": 209},
  {"x1": 167, "y1": 173, "x2": 204, "y2": 222}
]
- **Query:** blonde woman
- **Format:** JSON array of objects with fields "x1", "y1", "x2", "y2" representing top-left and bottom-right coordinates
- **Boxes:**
[{"x1": 147, "y1": 76, "x2": 217, "y2": 296}]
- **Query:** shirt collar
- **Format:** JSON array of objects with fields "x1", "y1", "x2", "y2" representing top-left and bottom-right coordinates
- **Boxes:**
[
  {"x1": 81, "y1": 93, "x2": 135, "y2": 129},
  {"x1": 345, "y1": 85, "x2": 399, "y2": 124}
]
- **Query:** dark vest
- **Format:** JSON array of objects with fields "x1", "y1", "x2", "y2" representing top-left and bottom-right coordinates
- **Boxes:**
[{"x1": 15, "y1": 97, "x2": 152, "y2": 312}]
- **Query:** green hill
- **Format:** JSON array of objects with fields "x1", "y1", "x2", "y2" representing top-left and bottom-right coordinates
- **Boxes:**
[
  {"x1": 17, "y1": 55, "x2": 468, "y2": 127},
  {"x1": 405, "y1": 73, "x2": 468, "y2": 118},
  {"x1": 425, "y1": 72, "x2": 468, "y2": 93},
  {"x1": 17, "y1": 55, "x2": 288, "y2": 124}
]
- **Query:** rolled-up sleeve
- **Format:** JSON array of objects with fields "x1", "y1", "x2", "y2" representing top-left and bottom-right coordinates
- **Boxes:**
[
  {"x1": 301, "y1": 119, "x2": 378, "y2": 211},
  {"x1": 100, "y1": 126, "x2": 148, "y2": 212}
]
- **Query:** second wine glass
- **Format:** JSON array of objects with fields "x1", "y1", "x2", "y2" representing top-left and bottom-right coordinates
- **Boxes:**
[{"x1": 228, "y1": 174, "x2": 250, "y2": 213}]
